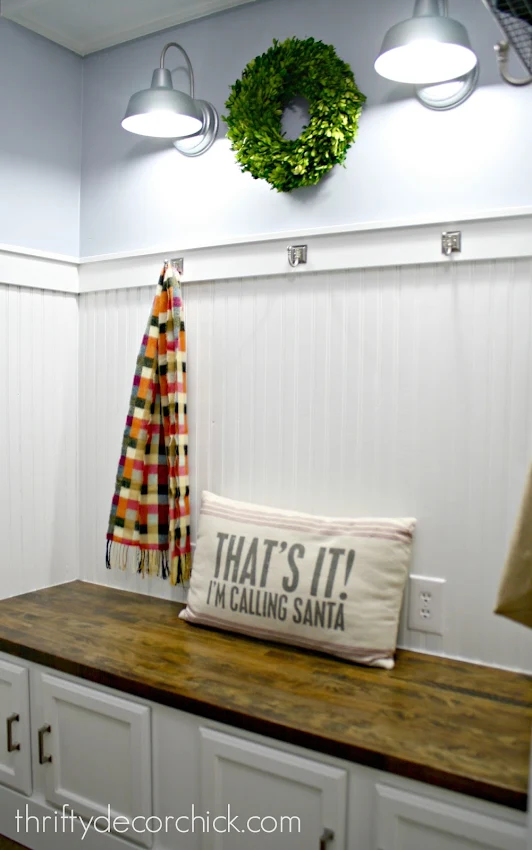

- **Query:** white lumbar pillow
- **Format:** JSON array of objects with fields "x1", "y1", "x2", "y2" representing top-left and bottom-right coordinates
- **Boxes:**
[{"x1": 179, "y1": 491, "x2": 416, "y2": 669}]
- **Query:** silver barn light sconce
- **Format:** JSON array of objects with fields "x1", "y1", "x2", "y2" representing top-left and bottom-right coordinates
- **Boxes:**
[
  {"x1": 482, "y1": 0, "x2": 532, "y2": 86},
  {"x1": 374, "y1": 0, "x2": 479, "y2": 110},
  {"x1": 122, "y1": 42, "x2": 219, "y2": 157}
]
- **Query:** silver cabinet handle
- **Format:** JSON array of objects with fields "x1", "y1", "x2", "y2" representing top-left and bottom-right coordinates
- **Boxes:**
[
  {"x1": 320, "y1": 828, "x2": 335, "y2": 849},
  {"x1": 6, "y1": 713, "x2": 20, "y2": 752},
  {"x1": 38, "y1": 724, "x2": 52, "y2": 764}
]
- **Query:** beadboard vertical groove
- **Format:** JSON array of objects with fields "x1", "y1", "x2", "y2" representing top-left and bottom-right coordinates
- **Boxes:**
[
  {"x1": 0, "y1": 283, "x2": 78, "y2": 599},
  {"x1": 78, "y1": 261, "x2": 532, "y2": 672}
]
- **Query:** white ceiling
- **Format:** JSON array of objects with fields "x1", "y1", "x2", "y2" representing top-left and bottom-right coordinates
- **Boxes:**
[{"x1": 0, "y1": 0, "x2": 257, "y2": 55}]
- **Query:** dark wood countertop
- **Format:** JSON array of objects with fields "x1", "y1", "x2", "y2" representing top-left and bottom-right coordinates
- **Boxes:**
[{"x1": 0, "y1": 581, "x2": 529, "y2": 811}]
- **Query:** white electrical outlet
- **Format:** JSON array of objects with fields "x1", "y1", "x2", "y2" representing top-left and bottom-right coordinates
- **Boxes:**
[{"x1": 407, "y1": 575, "x2": 446, "y2": 635}]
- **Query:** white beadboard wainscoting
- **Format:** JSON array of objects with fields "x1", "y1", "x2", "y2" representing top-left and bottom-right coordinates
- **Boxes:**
[
  {"x1": 79, "y1": 258, "x2": 532, "y2": 673},
  {"x1": 0, "y1": 283, "x2": 78, "y2": 599}
]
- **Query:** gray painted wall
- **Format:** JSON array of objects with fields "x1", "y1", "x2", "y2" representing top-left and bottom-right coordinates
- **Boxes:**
[
  {"x1": 2, "y1": 0, "x2": 531, "y2": 258},
  {"x1": 0, "y1": 18, "x2": 82, "y2": 257},
  {"x1": 79, "y1": 0, "x2": 532, "y2": 258}
]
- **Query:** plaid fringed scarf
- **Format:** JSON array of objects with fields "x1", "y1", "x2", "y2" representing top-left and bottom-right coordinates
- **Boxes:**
[{"x1": 106, "y1": 264, "x2": 191, "y2": 585}]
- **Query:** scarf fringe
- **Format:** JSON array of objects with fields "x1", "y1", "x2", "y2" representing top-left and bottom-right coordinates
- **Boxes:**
[
  {"x1": 106, "y1": 541, "x2": 191, "y2": 587},
  {"x1": 171, "y1": 551, "x2": 192, "y2": 586}
]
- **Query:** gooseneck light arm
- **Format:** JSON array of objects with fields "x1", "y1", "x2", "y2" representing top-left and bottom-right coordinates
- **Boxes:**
[
  {"x1": 412, "y1": 0, "x2": 448, "y2": 16},
  {"x1": 160, "y1": 42, "x2": 195, "y2": 99},
  {"x1": 494, "y1": 41, "x2": 532, "y2": 86}
]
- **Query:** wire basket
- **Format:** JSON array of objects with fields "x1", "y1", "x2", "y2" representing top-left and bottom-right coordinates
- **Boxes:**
[{"x1": 485, "y1": 0, "x2": 532, "y2": 73}]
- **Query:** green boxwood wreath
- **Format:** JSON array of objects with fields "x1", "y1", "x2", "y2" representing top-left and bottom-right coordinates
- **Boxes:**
[{"x1": 224, "y1": 37, "x2": 366, "y2": 193}]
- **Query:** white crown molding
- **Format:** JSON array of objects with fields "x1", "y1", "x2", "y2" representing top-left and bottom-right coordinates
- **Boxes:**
[
  {"x1": 1, "y1": 0, "x2": 257, "y2": 56},
  {"x1": 3, "y1": 210, "x2": 532, "y2": 296},
  {"x1": 0, "y1": 10, "x2": 88, "y2": 56}
]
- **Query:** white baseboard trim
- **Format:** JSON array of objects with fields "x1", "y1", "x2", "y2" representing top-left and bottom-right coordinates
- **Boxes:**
[{"x1": 5, "y1": 211, "x2": 532, "y2": 295}]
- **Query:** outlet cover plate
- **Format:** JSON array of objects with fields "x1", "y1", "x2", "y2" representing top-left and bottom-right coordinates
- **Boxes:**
[{"x1": 407, "y1": 575, "x2": 446, "y2": 635}]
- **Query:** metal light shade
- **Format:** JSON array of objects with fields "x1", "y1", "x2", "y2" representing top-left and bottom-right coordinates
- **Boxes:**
[
  {"x1": 122, "y1": 68, "x2": 202, "y2": 138},
  {"x1": 121, "y1": 43, "x2": 219, "y2": 154},
  {"x1": 375, "y1": 0, "x2": 478, "y2": 84}
]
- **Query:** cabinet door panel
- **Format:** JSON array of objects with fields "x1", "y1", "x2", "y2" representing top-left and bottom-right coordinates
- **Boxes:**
[
  {"x1": 376, "y1": 784, "x2": 527, "y2": 850},
  {"x1": 0, "y1": 659, "x2": 31, "y2": 795},
  {"x1": 39, "y1": 672, "x2": 152, "y2": 847},
  {"x1": 200, "y1": 727, "x2": 346, "y2": 850}
]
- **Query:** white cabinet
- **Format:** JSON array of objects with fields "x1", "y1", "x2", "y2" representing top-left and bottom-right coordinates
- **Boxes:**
[
  {"x1": 38, "y1": 672, "x2": 152, "y2": 848},
  {"x1": 0, "y1": 658, "x2": 32, "y2": 795},
  {"x1": 199, "y1": 727, "x2": 346, "y2": 850},
  {"x1": 375, "y1": 783, "x2": 527, "y2": 850},
  {"x1": 0, "y1": 651, "x2": 527, "y2": 850}
]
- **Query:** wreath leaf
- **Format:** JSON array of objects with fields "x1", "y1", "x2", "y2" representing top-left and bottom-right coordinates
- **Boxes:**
[{"x1": 223, "y1": 37, "x2": 366, "y2": 193}]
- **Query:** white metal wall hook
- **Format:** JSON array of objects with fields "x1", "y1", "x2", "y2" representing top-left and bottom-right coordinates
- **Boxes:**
[
  {"x1": 441, "y1": 230, "x2": 462, "y2": 257},
  {"x1": 163, "y1": 257, "x2": 184, "y2": 274},
  {"x1": 287, "y1": 245, "x2": 308, "y2": 268},
  {"x1": 442, "y1": 231, "x2": 462, "y2": 257}
]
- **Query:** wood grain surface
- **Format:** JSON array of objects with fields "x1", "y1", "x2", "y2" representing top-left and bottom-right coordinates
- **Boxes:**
[
  {"x1": 0, "y1": 837, "x2": 27, "y2": 850},
  {"x1": 0, "y1": 581, "x2": 529, "y2": 811}
]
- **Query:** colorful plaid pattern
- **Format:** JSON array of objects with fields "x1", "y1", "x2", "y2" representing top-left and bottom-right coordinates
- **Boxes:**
[{"x1": 106, "y1": 265, "x2": 191, "y2": 585}]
